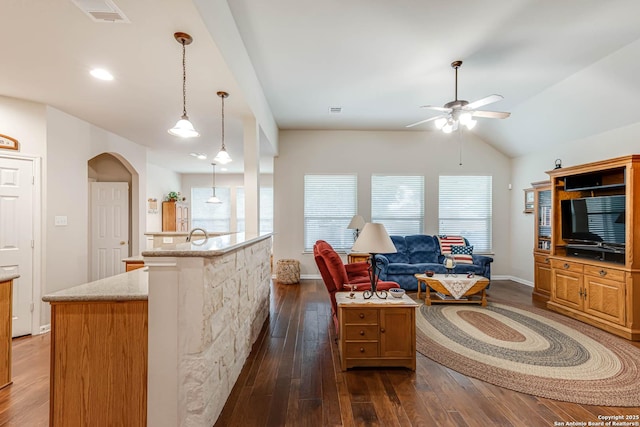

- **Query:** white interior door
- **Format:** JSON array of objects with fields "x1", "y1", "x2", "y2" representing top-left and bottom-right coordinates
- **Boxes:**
[
  {"x1": 91, "y1": 182, "x2": 129, "y2": 280},
  {"x1": 0, "y1": 157, "x2": 34, "y2": 337}
]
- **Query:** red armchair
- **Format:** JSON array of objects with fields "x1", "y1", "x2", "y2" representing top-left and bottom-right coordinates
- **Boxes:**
[{"x1": 313, "y1": 240, "x2": 400, "y2": 332}]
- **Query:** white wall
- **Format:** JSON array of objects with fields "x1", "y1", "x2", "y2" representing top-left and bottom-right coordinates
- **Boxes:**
[
  {"x1": 146, "y1": 163, "x2": 182, "y2": 232},
  {"x1": 274, "y1": 129, "x2": 511, "y2": 277},
  {"x1": 0, "y1": 99, "x2": 150, "y2": 327},
  {"x1": 42, "y1": 106, "x2": 148, "y2": 325},
  {"x1": 509, "y1": 122, "x2": 640, "y2": 284}
]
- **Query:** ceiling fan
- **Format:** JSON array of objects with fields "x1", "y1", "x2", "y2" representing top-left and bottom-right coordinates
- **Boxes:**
[{"x1": 406, "y1": 60, "x2": 511, "y2": 132}]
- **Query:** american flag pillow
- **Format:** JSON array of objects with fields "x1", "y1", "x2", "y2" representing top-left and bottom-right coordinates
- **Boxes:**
[
  {"x1": 451, "y1": 245, "x2": 474, "y2": 264},
  {"x1": 437, "y1": 235, "x2": 467, "y2": 255}
]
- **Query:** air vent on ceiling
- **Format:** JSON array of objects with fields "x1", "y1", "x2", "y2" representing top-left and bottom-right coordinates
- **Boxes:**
[
  {"x1": 71, "y1": 0, "x2": 130, "y2": 23},
  {"x1": 328, "y1": 107, "x2": 342, "y2": 114}
]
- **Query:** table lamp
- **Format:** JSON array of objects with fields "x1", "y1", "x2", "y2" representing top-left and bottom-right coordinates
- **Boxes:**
[
  {"x1": 351, "y1": 222, "x2": 397, "y2": 299},
  {"x1": 347, "y1": 215, "x2": 366, "y2": 241}
]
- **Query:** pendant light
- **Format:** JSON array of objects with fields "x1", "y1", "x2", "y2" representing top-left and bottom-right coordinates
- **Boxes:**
[
  {"x1": 213, "y1": 91, "x2": 232, "y2": 164},
  {"x1": 206, "y1": 163, "x2": 222, "y2": 204},
  {"x1": 168, "y1": 32, "x2": 200, "y2": 138}
]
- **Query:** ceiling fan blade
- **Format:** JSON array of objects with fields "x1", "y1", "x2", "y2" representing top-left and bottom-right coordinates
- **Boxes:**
[
  {"x1": 465, "y1": 94, "x2": 503, "y2": 110},
  {"x1": 405, "y1": 115, "x2": 446, "y2": 128},
  {"x1": 471, "y1": 110, "x2": 511, "y2": 119},
  {"x1": 419, "y1": 105, "x2": 452, "y2": 112}
]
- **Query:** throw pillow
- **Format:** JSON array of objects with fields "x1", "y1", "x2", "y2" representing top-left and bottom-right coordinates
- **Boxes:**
[
  {"x1": 451, "y1": 245, "x2": 474, "y2": 264},
  {"x1": 437, "y1": 235, "x2": 466, "y2": 255}
]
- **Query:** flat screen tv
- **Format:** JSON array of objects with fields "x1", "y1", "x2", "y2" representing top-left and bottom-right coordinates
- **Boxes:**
[{"x1": 561, "y1": 195, "x2": 625, "y2": 246}]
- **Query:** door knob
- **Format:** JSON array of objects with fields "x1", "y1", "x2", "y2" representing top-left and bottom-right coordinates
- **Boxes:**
[{"x1": 120, "y1": 241, "x2": 126, "y2": 245}]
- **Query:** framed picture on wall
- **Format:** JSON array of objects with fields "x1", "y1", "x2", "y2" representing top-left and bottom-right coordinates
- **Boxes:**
[{"x1": 524, "y1": 188, "x2": 534, "y2": 213}]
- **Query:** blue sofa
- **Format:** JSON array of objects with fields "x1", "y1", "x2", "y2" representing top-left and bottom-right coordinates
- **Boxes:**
[{"x1": 375, "y1": 235, "x2": 493, "y2": 291}]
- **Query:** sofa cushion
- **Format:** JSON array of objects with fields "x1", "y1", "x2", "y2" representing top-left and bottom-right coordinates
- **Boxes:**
[
  {"x1": 437, "y1": 235, "x2": 467, "y2": 255},
  {"x1": 451, "y1": 245, "x2": 474, "y2": 264},
  {"x1": 405, "y1": 235, "x2": 439, "y2": 264},
  {"x1": 383, "y1": 235, "x2": 410, "y2": 263}
]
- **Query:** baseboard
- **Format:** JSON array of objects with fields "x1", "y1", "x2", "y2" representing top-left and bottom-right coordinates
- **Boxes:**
[
  {"x1": 277, "y1": 273, "x2": 534, "y2": 287},
  {"x1": 495, "y1": 275, "x2": 533, "y2": 287},
  {"x1": 39, "y1": 324, "x2": 51, "y2": 334}
]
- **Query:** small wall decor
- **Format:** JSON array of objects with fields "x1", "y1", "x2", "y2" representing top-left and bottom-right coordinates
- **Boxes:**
[
  {"x1": 148, "y1": 198, "x2": 158, "y2": 214},
  {"x1": 555, "y1": 158, "x2": 562, "y2": 169},
  {"x1": 0, "y1": 134, "x2": 19, "y2": 151},
  {"x1": 524, "y1": 188, "x2": 535, "y2": 213}
]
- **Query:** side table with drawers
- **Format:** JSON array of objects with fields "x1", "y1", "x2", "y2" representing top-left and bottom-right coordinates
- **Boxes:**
[{"x1": 336, "y1": 292, "x2": 418, "y2": 370}]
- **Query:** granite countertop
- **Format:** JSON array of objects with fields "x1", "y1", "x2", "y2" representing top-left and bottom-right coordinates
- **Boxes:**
[
  {"x1": 0, "y1": 273, "x2": 20, "y2": 282},
  {"x1": 121, "y1": 255, "x2": 144, "y2": 262},
  {"x1": 42, "y1": 268, "x2": 148, "y2": 302},
  {"x1": 142, "y1": 232, "x2": 272, "y2": 258},
  {"x1": 144, "y1": 231, "x2": 230, "y2": 236}
]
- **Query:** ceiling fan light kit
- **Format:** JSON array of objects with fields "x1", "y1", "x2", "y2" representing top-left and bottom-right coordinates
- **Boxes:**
[
  {"x1": 407, "y1": 60, "x2": 510, "y2": 132},
  {"x1": 168, "y1": 32, "x2": 200, "y2": 138}
]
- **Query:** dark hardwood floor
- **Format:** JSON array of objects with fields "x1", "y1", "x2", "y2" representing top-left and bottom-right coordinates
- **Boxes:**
[{"x1": 2, "y1": 280, "x2": 639, "y2": 426}]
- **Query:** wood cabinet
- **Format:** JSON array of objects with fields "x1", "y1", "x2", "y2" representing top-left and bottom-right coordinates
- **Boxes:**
[
  {"x1": 1, "y1": 279, "x2": 13, "y2": 389},
  {"x1": 347, "y1": 253, "x2": 369, "y2": 264},
  {"x1": 337, "y1": 292, "x2": 417, "y2": 370},
  {"x1": 162, "y1": 201, "x2": 189, "y2": 232},
  {"x1": 546, "y1": 155, "x2": 640, "y2": 340},
  {"x1": 49, "y1": 300, "x2": 148, "y2": 426},
  {"x1": 532, "y1": 180, "x2": 552, "y2": 301}
]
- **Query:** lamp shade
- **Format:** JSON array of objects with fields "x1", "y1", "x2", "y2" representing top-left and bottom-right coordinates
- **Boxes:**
[
  {"x1": 347, "y1": 214, "x2": 365, "y2": 230},
  {"x1": 351, "y1": 223, "x2": 397, "y2": 254}
]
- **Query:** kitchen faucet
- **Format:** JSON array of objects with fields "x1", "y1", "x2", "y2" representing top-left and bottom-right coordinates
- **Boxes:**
[{"x1": 186, "y1": 227, "x2": 208, "y2": 242}]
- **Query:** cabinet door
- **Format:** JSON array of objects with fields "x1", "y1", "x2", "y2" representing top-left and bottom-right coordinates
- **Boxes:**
[
  {"x1": 584, "y1": 275, "x2": 625, "y2": 325},
  {"x1": 379, "y1": 307, "x2": 414, "y2": 358},
  {"x1": 534, "y1": 257, "x2": 552, "y2": 297},
  {"x1": 552, "y1": 269, "x2": 583, "y2": 310}
]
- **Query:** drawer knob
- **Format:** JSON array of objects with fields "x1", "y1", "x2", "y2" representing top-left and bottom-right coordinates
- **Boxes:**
[
  {"x1": 359, "y1": 313, "x2": 365, "y2": 319},
  {"x1": 360, "y1": 347, "x2": 365, "y2": 353},
  {"x1": 563, "y1": 263, "x2": 570, "y2": 269},
  {"x1": 599, "y1": 269, "x2": 607, "y2": 277},
  {"x1": 359, "y1": 330, "x2": 365, "y2": 336},
  {"x1": 380, "y1": 328, "x2": 385, "y2": 333},
  {"x1": 545, "y1": 257, "x2": 550, "y2": 264}
]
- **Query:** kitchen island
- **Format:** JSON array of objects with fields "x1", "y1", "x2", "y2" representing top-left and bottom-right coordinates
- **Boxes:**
[{"x1": 43, "y1": 232, "x2": 272, "y2": 427}]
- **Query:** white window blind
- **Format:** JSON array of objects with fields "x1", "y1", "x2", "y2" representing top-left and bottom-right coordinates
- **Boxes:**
[
  {"x1": 190, "y1": 187, "x2": 231, "y2": 232},
  {"x1": 438, "y1": 175, "x2": 492, "y2": 252},
  {"x1": 371, "y1": 175, "x2": 424, "y2": 235},
  {"x1": 236, "y1": 187, "x2": 274, "y2": 233},
  {"x1": 304, "y1": 174, "x2": 357, "y2": 251}
]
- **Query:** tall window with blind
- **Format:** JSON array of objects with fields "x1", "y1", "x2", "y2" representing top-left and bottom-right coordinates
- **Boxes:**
[
  {"x1": 438, "y1": 175, "x2": 492, "y2": 252},
  {"x1": 236, "y1": 187, "x2": 274, "y2": 233},
  {"x1": 371, "y1": 175, "x2": 424, "y2": 235},
  {"x1": 304, "y1": 174, "x2": 357, "y2": 251},
  {"x1": 190, "y1": 187, "x2": 231, "y2": 232}
]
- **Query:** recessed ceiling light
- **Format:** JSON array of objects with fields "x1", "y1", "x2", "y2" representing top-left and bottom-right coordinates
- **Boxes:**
[
  {"x1": 189, "y1": 152, "x2": 207, "y2": 160},
  {"x1": 90, "y1": 68, "x2": 114, "y2": 81}
]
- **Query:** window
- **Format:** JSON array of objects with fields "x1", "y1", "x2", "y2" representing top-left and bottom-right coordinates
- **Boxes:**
[
  {"x1": 439, "y1": 175, "x2": 492, "y2": 252},
  {"x1": 371, "y1": 175, "x2": 424, "y2": 235},
  {"x1": 304, "y1": 174, "x2": 357, "y2": 251},
  {"x1": 190, "y1": 187, "x2": 231, "y2": 232},
  {"x1": 236, "y1": 187, "x2": 274, "y2": 233}
]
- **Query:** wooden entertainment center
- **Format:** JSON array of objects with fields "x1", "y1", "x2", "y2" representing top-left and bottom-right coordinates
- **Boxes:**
[{"x1": 545, "y1": 155, "x2": 640, "y2": 340}]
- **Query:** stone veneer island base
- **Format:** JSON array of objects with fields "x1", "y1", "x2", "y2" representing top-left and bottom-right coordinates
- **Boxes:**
[{"x1": 43, "y1": 233, "x2": 272, "y2": 427}]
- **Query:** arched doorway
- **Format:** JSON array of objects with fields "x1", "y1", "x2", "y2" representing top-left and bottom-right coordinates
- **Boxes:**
[{"x1": 88, "y1": 153, "x2": 139, "y2": 280}]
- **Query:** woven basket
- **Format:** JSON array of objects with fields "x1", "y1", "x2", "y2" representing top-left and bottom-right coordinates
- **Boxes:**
[{"x1": 276, "y1": 259, "x2": 300, "y2": 284}]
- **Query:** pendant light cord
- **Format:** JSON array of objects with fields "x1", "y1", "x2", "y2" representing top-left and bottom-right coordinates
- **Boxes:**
[
  {"x1": 220, "y1": 95, "x2": 226, "y2": 150},
  {"x1": 181, "y1": 40, "x2": 187, "y2": 117}
]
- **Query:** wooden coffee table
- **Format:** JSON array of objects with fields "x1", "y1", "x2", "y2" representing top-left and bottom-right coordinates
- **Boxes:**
[{"x1": 415, "y1": 273, "x2": 490, "y2": 306}]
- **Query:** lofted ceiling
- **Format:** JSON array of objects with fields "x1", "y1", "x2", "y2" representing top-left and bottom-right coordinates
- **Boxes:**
[{"x1": 2, "y1": 0, "x2": 640, "y2": 174}]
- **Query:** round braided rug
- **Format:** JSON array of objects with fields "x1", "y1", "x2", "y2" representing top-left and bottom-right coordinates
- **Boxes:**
[{"x1": 416, "y1": 301, "x2": 640, "y2": 406}]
